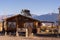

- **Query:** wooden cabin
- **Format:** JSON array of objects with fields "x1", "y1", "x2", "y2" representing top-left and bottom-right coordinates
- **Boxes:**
[
  {"x1": 0, "y1": 14, "x2": 55, "y2": 37},
  {"x1": 3, "y1": 14, "x2": 41, "y2": 37}
]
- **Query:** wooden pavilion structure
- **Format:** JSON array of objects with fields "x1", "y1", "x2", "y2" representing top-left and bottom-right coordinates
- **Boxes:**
[
  {"x1": 3, "y1": 14, "x2": 41, "y2": 37},
  {"x1": 0, "y1": 14, "x2": 54, "y2": 37}
]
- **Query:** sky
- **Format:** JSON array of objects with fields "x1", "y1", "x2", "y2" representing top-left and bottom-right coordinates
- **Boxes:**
[{"x1": 0, "y1": 0, "x2": 60, "y2": 15}]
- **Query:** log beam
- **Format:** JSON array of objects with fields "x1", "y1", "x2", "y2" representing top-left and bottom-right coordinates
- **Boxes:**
[
  {"x1": 4, "y1": 20, "x2": 8, "y2": 36},
  {"x1": 26, "y1": 28, "x2": 28, "y2": 37},
  {"x1": 15, "y1": 17, "x2": 19, "y2": 36}
]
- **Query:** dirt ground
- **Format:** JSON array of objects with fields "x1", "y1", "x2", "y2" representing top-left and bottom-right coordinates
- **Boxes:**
[{"x1": 0, "y1": 36, "x2": 60, "y2": 40}]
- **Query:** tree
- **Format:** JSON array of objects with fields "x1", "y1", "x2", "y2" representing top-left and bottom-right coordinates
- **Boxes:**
[
  {"x1": 58, "y1": 7, "x2": 60, "y2": 26},
  {"x1": 21, "y1": 9, "x2": 32, "y2": 17}
]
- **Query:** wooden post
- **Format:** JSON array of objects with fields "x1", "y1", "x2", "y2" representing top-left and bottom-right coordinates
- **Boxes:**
[
  {"x1": 51, "y1": 23, "x2": 54, "y2": 34},
  {"x1": 5, "y1": 31, "x2": 7, "y2": 36},
  {"x1": 4, "y1": 20, "x2": 8, "y2": 36},
  {"x1": 28, "y1": 25, "x2": 33, "y2": 37},
  {"x1": 26, "y1": 28, "x2": 28, "y2": 37},
  {"x1": 16, "y1": 17, "x2": 19, "y2": 36},
  {"x1": 37, "y1": 22, "x2": 41, "y2": 34},
  {"x1": 35, "y1": 22, "x2": 40, "y2": 34},
  {"x1": 36, "y1": 21, "x2": 38, "y2": 28},
  {"x1": 16, "y1": 25, "x2": 19, "y2": 36},
  {"x1": 37, "y1": 28, "x2": 40, "y2": 34},
  {"x1": 57, "y1": 26, "x2": 60, "y2": 37}
]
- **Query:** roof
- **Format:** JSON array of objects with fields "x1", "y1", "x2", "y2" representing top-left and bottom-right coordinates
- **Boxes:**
[
  {"x1": 4, "y1": 14, "x2": 41, "y2": 22},
  {"x1": 3, "y1": 14, "x2": 54, "y2": 23}
]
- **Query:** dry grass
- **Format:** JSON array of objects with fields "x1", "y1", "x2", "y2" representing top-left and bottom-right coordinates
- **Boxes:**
[{"x1": 0, "y1": 36, "x2": 60, "y2": 40}]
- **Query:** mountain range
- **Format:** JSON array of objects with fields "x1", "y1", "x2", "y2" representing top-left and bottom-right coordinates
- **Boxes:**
[{"x1": 32, "y1": 13, "x2": 58, "y2": 23}]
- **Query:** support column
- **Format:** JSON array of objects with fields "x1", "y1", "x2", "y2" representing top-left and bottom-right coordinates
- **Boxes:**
[
  {"x1": 4, "y1": 20, "x2": 8, "y2": 36},
  {"x1": 28, "y1": 26, "x2": 33, "y2": 37},
  {"x1": 35, "y1": 21, "x2": 38, "y2": 28},
  {"x1": 51, "y1": 23, "x2": 54, "y2": 34},
  {"x1": 26, "y1": 28, "x2": 28, "y2": 37},
  {"x1": 35, "y1": 21, "x2": 40, "y2": 34},
  {"x1": 37, "y1": 28, "x2": 40, "y2": 34},
  {"x1": 37, "y1": 22, "x2": 41, "y2": 34},
  {"x1": 16, "y1": 17, "x2": 19, "y2": 36},
  {"x1": 33, "y1": 21, "x2": 38, "y2": 29},
  {"x1": 16, "y1": 25, "x2": 19, "y2": 36}
]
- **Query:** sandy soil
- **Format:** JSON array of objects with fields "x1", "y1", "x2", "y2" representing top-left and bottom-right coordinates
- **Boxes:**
[{"x1": 0, "y1": 36, "x2": 60, "y2": 40}]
